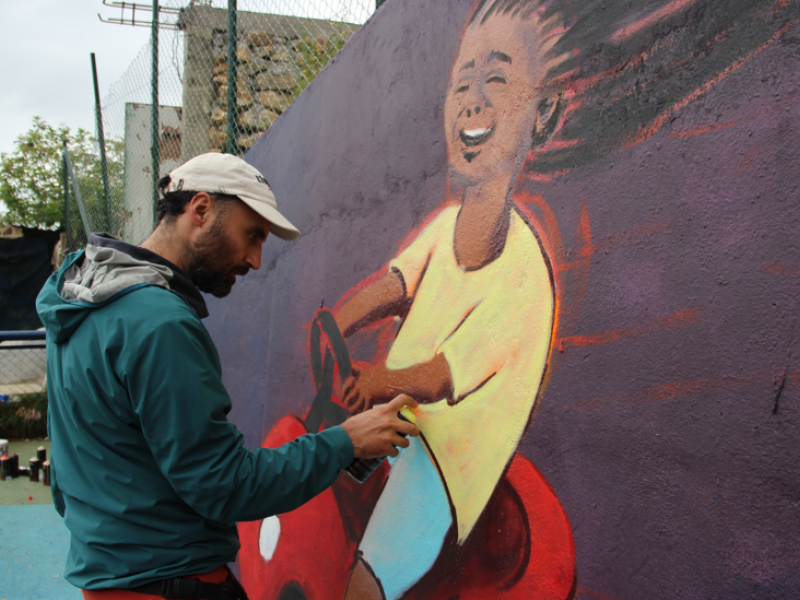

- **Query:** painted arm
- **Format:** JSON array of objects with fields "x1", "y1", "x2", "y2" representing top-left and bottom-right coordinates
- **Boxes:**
[
  {"x1": 334, "y1": 269, "x2": 409, "y2": 338},
  {"x1": 343, "y1": 353, "x2": 454, "y2": 413},
  {"x1": 335, "y1": 269, "x2": 454, "y2": 412}
]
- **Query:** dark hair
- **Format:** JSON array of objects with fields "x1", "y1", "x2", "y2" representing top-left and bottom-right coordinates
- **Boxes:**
[{"x1": 155, "y1": 174, "x2": 239, "y2": 224}]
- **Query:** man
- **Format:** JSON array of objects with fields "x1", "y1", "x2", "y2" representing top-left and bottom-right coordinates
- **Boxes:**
[{"x1": 36, "y1": 152, "x2": 418, "y2": 600}]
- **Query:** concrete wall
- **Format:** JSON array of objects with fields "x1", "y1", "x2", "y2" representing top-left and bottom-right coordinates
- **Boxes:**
[
  {"x1": 123, "y1": 103, "x2": 183, "y2": 245},
  {"x1": 204, "y1": 0, "x2": 800, "y2": 598}
]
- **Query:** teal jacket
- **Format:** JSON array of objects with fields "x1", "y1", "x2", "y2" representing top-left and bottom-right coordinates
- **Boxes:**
[{"x1": 36, "y1": 234, "x2": 353, "y2": 590}]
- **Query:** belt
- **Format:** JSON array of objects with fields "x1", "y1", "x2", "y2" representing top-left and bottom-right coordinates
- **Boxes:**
[{"x1": 128, "y1": 573, "x2": 249, "y2": 600}]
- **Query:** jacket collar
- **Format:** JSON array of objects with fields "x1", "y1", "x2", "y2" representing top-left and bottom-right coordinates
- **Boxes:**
[{"x1": 89, "y1": 233, "x2": 209, "y2": 319}]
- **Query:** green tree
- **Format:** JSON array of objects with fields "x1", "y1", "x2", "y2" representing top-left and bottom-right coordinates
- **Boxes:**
[{"x1": 0, "y1": 117, "x2": 125, "y2": 238}]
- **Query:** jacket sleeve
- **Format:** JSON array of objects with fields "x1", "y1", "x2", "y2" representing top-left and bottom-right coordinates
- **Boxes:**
[{"x1": 118, "y1": 305, "x2": 353, "y2": 523}]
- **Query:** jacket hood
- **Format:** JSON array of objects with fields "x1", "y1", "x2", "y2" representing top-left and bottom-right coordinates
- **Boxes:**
[{"x1": 37, "y1": 234, "x2": 208, "y2": 343}]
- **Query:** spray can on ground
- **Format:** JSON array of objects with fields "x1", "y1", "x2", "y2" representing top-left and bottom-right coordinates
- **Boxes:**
[
  {"x1": 37, "y1": 446, "x2": 46, "y2": 463},
  {"x1": 0, "y1": 455, "x2": 10, "y2": 481},
  {"x1": 42, "y1": 461, "x2": 51, "y2": 486},
  {"x1": 345, "y1": 406, "x2": 417, "y2": 483},
  {"x1": 9, "y1": 453, "x2": 19, "y2": 478},
  {"x1": 29, "y1": 457, "x2": 41, "y2": 482}
]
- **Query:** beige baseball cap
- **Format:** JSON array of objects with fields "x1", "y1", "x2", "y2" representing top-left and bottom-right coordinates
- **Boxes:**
[{"x1": 162, "y1": 152, "x2": 300, "y2": 240}]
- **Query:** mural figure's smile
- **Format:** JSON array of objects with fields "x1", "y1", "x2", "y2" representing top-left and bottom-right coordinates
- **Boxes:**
[{"x1": 460, "y1": 126, "x2": 494, "y2": 147}]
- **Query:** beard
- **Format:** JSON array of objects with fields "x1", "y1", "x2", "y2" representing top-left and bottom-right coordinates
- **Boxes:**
[{"x1": 186, "y1": 216, "x2": 249, "y2": 298}]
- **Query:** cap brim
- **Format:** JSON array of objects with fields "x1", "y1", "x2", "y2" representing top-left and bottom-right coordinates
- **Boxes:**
[{"x1": 239, "y1": 197, "x2": 301, "y2": 241}]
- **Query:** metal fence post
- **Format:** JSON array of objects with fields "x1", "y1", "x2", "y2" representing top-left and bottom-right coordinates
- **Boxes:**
[
  {"x1": 63, "y1": 147, "x2": 92, "y2": 238},
  {"x1": 226, "y1": 0, "x2": 238, "y2": 155},
  {"x1": 151, "y1": 0, "x2": 160, "y2": 228},
  {"x1": 91, "y1": 53, "x2": 112, "y2": 234},
  {"x1": 62, "y1": 139, "x2": 71, "y2": 249}
]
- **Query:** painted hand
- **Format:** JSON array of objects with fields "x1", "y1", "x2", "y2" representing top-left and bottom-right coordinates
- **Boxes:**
[{"x1": 343, "y1": 362, "x2": 398, "y2": 414}]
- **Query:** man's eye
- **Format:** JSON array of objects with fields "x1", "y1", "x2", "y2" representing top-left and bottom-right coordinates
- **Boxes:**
[
  {"x1": 456, "y1": 84, "x2": 469, "y2": 93},
  {"x1": 487, "y1": 75, "x2": 506, "y2": 84}
]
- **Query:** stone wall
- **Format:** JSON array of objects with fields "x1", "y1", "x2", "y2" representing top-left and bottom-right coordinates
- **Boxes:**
[{"x1": 178, "y1": 5, "x2": 357, "y2": 161}]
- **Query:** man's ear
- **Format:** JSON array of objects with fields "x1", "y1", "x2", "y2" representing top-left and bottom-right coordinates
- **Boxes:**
[
  {"x1": 530, "y1": 91, "x2": 565, "y2": 150},
  {"x1": 187, "y1": 192, "x2": 213, "y2": 228}
]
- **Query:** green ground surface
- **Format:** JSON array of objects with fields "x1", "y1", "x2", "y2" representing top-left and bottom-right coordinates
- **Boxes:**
[{"x1": 0, "y1": 439, "x2": 52, "y2": 506}]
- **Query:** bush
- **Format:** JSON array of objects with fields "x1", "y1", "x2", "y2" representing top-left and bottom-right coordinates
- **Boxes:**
[{"x1": 0, "y1": 392, "x2": 48, "y2": 439}]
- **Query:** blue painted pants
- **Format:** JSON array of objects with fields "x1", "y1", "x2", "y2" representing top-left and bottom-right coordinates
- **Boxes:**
[{"x1": 359, "y1": 436, "x2": 452, "y2": 600}]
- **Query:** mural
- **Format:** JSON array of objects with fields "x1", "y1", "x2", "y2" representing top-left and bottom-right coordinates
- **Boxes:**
[{"x1": 203, "y1": 0, "x2": 800, "y2": 599}]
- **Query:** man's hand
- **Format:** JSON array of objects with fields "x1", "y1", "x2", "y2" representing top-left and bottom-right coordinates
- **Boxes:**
[{"x1": 340, "y1": 394, "x2": 420, "y2": 459}]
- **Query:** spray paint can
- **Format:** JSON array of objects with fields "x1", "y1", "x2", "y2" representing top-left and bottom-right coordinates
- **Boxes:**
[
  {"x1": 0, "y1": 455, "x2": 10, "y2": 481},
  {"x1": 29, "y1": 457, "x2": 40, "y2": 482},
  {"x1": 37, "y1": 446, "x2": 47, "y2": 463},
  {"x1": 42, "y1": 461, "x2": 51, "y2": 486},
  {"x1": 345, "y1": 408, "x2": 416, "y2": 483},
  {"x1": 9, "y1": 453, "x2": 19, "y2": 478}
]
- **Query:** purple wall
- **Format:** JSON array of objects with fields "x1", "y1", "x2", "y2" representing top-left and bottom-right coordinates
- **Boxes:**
[{"x1": 205, "y1": 0, "x2": 800, "y2": 598}]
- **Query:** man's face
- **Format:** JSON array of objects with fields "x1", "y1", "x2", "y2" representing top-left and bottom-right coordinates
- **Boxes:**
[
  {"x1": 444, "y1": 13, "x2": 544, "y2": 183},
  {"x1": 187, "y1": 199, "x2": 269, "y2": 298}
]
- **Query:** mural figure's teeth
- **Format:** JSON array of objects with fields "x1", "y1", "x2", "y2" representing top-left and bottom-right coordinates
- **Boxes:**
[
  {"x1": 464, "y1": 128, "x2": 490, "y2": 137},
  {"x1": 460, "y1": 126, "x2": 494, "y2": 146}
]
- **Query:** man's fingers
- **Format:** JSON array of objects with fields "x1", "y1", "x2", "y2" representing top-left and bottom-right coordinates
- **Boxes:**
[
  {"x1": 386, "y1": 393, "x2": 418, "y2": 411},
  {"x1": 386, "y1": 445, "x2": 400, "y2": 458},
  {"x1": 392, "y1": 434, "x2": 411, "y2": 449},
  {"x1": 395, "y1": 420, "x2": 419, "y2": 437}
]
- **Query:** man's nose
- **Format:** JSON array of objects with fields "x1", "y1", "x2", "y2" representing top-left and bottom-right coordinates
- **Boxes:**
[{"x1": 245, "y1": 246, "x2": 262, "y2": 271}]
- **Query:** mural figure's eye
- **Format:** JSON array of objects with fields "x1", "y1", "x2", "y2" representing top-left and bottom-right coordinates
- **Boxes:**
[
  {"x1": 487, "y1": 75, "x2": 507, "y2": 84},
  {"x1": 456, "y1": 83, "x2": 469, "y2": 93}
]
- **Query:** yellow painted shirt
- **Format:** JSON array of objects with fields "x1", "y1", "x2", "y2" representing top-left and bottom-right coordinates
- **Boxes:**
[{"x1": 387, "y1": 203, "x2": 554, "y2": 543}]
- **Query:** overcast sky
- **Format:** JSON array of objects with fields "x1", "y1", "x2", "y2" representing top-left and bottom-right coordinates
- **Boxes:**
[{"x1": 0, "y1": 0, "x2": 153, "y2": 156}]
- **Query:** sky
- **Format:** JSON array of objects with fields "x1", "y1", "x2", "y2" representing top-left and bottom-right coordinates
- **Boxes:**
[
  {"x1": 0, "y1": 0, "x2": 373, "y2": 158},
  {"x1": 0, "y1": 0, "x2": 153, "y2": 157}
]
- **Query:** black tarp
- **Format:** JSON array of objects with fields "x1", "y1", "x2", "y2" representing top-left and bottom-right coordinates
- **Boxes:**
[{"x1": 0, "y1": 230, "x2": 59, "y2": 331}]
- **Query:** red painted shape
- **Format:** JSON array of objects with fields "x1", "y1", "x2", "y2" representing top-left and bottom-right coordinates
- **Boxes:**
[
  {"x1": 576, "y1": 585, "x2": 626, "y2": 600},
  {"x1": 557, "y1": 308, "x2": 701, "y2": 352},
  {"x1": 394, "y1": 453, "x2": 576, "y2": 600},
  {"x1": 667, "y1": 121, "x2": 742, "y2": 138},
  {"x1": 238, "y1": 416, "x2": 354, "y2": 600},
  {"x1": 624, "y1": 19, "x2": 798, "y2": 148},
  {"x1": 239, "y1": 417, "x2": 576, "y2": 600},
  {"x1": 562, "y1": 369, "x2": 799, "y2": 412},
  {"x1": 762, "y1": 263, "x2": 800, "y2": 276},
  {"x1": 611, "y1": 0, "x2": 702, "y2": 44},
  {"x1": 738, "y1": 139, "x2": 777, "y2": 170},
  {"x1": 558, "y1": 222, "x2": 669, "y2": 274}
]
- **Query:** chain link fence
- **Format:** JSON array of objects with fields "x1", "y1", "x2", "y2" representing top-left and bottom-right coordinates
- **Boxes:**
[
  {"x1": 0, "y1": 333, "x2": 47, "y2": 400},
  {"x1": 63, "y1": 0, "x2": 375, "y2": 251}
]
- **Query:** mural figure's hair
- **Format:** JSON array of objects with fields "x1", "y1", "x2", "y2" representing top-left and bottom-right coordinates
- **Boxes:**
[
  {"x1": 467, "y1": 0, "x2": 800, "y2": 178},
  {"x1": 467, "y1": 0, "x2": 570, "y2": 81}
]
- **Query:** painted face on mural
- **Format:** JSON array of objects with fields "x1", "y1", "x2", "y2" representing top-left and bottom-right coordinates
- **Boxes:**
[{"x1": 444, "y1": 13, "x2": 545, "y2": 183}]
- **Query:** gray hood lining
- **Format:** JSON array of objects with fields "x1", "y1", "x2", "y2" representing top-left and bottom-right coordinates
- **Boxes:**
[{"x1": 61, "y1": 245, "x2": 174, "y2": 304}]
